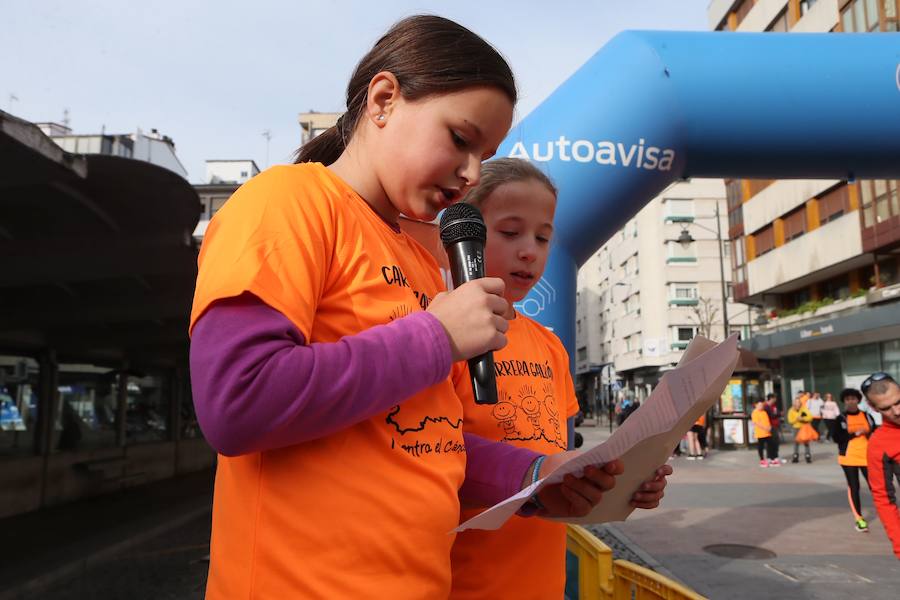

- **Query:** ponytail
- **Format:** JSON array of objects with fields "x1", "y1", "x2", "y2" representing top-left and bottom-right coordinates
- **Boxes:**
[{"x1": 295, "y1": 113, "x2": 353, "y2": 165}]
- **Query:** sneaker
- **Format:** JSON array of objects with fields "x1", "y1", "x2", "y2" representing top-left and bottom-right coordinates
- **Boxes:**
[
  {"x1": 686, "y1": 455, "x2": 696, "y2": 461},
  {"x1": 769, "y1": 459, "x2": 781, "y2": 467},
  {"x1": 759, "y1": 460, "x2": 769, "y2": 468},
  {"x1": 791, "y1": 455, "x2": 799, "y2": 463},
  {"x1": 805, "y1": 455, "x2": 812, "y2": 464},
  {"x1": 855, "y1": 518, "x2": 869, "y2": 532},
  {"x1": 697, "y1": 455, "x2": 705, "y2": 460}
]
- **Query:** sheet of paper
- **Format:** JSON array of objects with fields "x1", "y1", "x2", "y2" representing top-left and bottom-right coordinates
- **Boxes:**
[{"x1": 456, "y1": 334, "x2": 739, "y2": 532}]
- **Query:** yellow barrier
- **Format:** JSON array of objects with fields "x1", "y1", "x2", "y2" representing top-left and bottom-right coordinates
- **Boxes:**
[{"x1": 566, "y1": 525, "x2": 707, "y2": 600}]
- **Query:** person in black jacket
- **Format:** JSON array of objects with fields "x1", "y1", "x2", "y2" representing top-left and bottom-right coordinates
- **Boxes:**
[{"x1": 764, "y1": 393, "x2": 782, "y2": 466}]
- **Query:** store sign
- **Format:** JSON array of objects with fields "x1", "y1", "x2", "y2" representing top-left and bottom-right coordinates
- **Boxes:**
[{"x1": 799, "y1": 324, "x2": 834, "y2": 339}]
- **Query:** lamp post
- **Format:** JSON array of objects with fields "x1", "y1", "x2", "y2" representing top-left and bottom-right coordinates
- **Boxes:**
[{"x1": 677, "y1": 202, "x2": 730, "y2": 340}]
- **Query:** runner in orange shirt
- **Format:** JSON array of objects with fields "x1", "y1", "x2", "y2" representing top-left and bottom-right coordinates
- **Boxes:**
[
  {"x1": 448, "y1": 159, "x2": 672, "y2": 600},
  {"x1": 834, "y1": 388, "x2": 877, "y2": 532}
]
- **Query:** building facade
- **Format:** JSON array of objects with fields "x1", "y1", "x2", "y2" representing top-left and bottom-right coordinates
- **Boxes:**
[
  {"x1": 575, "y1": 179, "x2": 745, "y2": 411},
  {"x1": 37, "y1": 123, "x2": 189, "y2": 179},
  {"x1": 298, "y1": 111, "x2": 341, "y2": 144},
  {"x1": 709, "y1": 0, "x2": 900, "y2": 405}
]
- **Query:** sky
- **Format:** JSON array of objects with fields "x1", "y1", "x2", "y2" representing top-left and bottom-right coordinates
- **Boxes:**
[{"x1": 2, "y1": 1, "x2": 713, "y2": 183}]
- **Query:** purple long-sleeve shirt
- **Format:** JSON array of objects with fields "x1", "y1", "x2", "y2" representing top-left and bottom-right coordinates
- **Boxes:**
[{"x1": 189, "y1": 293, "x2": 538, "y2": 507}]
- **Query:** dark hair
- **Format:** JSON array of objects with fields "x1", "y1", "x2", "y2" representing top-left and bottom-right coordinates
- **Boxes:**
[
  {"x1": 840, "y1": 388, "x2": 862, "y2": 402},
  {"x1": 463, "y1": 157, "x2": 557, "y2": 209},
  {"x1": 766, "y1": 393, "x2": 776, "y2": 400},
  {"x1": 295, "y1": 15, "x2": 517, "y2": 165}
]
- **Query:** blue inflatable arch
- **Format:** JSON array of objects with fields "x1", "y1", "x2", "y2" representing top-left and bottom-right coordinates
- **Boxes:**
[{"x1": 500, "y1": 31, "x2": 900, "y2": 357}]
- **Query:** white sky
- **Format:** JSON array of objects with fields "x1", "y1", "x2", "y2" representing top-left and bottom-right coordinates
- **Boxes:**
[{"x1": 2, "y1": 1, "x2": 712, "y2": 182}]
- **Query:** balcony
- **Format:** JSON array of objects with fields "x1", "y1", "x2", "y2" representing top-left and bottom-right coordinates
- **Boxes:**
[
  {"x1": 743, "y1": 179, "x2": 840, "y2": 234},
  {"x1": 669, "y1": 298, "x2": 699, "y2": 306},
  {"x1": 757, "y1": 295, "x2": 868, "y2": 333},
  {"x1": 746, "y1": 212, "x2": 862, "y2": 296}
]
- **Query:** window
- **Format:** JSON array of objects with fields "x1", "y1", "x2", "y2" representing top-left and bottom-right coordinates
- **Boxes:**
[
  {"x1": 625, "y1": 335, "x2": 642, "y2": 353},
  {"x1": 624, "y1": 255, "x2": 639, "y2": 276},
  {"x1": 783, "y1": 207, "x2": 807, "y2": 242},
  {"x1": 56, "y1": 363, "x2": 121, "y2": 451},
  {"x1": 664, "y1": 199, "x2": 694, "y2": 222},
  {"x1": 755, "y1": 225, "x2": 775, "y2": 256},
  {"x1": 766, "y1": 9, "x2": 789, "y2": 31},
  {"x1": 676, "y1": 327, "x2": 696, "y2": 342},
  {"x1": 577, "y1": 347, "x2": 588, "y2": 362},
  {"x1": 126, "y1": 372, "x2": 171, "y2": 444},
  {"x1": 0, "y1": 355, "x2": 40, "y2": 456},
  {"x1": 671, "y1": 283, "x2": 699, "y2": 302},
  {"x1": 240, "y1": 170, "x2": 248, "y2": 178},
  {"x1": 625, "y1": 293, "x2": 641, "y2": 314},
  {"x1": 821, "y1": 275, "x2": 851, "y2": 300},
  {"x1": 860, "y1": 180, "x2": 900, "y2": 228},
  {"x1": 727, "y1": 283, "x2": 735, "y2": 300},
  {"x1": 577, "y1": 319, "x2": 582, "y2": 334},
  {"x1": 842, "y1": 0, "x2": 885, "y2": 31},
  {"x1": 735, "y1": 0, "x2": 754, "y2": 26},
  {"x1": 819, "y1": 184, "x2": 850, "y2": 224},
  {"x1": 800, "y1": 0, "x2": 820, "y2": 14},
  {"x1": 672, "y1": 326, "x2": 697, "y2": 348}
]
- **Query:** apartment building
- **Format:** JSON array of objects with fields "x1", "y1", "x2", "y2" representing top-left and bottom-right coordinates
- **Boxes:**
[
  {"x1": 575, "y1": 179, "x2": 744, "y2": 409},
  {"x1": 709, "y1": 0, "x2": 900, "y2": 400}
]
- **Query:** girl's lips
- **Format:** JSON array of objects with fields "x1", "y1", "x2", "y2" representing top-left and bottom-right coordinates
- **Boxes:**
[{"x1": 510, "y1": 272, "x2": 534, "y2": 285}]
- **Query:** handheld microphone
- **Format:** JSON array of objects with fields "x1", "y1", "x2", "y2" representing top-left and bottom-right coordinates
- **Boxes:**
[{"x1": 439, "y1": 203, "x2": 498, "y2": 405}]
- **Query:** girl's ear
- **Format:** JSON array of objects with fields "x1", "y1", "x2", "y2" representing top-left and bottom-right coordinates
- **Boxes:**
[{"x1": 366, "y1": 71, "x2": 401, "y2": 128}]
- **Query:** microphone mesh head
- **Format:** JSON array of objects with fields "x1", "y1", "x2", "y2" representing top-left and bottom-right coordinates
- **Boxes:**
[{"x1": 439, "y1": 203, "x2": 486, "y2": 246}]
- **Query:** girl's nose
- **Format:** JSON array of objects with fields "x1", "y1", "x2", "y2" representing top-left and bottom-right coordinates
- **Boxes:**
[{"x1": 459, "y1": 154, "x2": 481, "y2": 190}]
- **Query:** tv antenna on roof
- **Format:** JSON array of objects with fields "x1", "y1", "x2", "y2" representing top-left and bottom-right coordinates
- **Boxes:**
[{"x1": 262, "y1": 129, "x2": 273, "y2": 167}]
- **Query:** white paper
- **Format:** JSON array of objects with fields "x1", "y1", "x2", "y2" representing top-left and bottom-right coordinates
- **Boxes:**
[{"x1": 456, "y1": 334, "x2": 739, "y2": 532}]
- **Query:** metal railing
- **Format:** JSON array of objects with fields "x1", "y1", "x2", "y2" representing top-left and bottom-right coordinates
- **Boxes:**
[{"x1": 566, "y1": 525, "x2": 707, "y2": 600}]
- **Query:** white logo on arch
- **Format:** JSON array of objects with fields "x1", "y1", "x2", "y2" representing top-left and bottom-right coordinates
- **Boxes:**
[{"x1": 515, "y1": 277, "x2": 557, "y2": 318}]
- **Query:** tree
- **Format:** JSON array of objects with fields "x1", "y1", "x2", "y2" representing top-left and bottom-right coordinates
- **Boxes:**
[{"x1": 690, "y1": 297, "x2": 719, "y2": 340}]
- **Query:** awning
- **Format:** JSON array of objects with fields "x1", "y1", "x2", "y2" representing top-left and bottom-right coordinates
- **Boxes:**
[{"x1": 0, "y1": 111, "x2": 201, "y2": 366}]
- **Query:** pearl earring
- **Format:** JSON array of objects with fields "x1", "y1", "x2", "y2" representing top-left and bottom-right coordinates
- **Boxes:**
[{"x1": 377, "y1": 114, "x2": 385, "y2": 121}]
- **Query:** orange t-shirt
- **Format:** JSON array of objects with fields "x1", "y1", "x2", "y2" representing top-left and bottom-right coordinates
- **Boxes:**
[
  {"x1": 449, "y1": 312, "x2": 579, "y2": 600},
  {"x1": 694, "y1": 415, "x2": 707, "y2": 428},
  {"x1": 191, "y1": 163, "x2": 466, "y2": 599},
  {"x1": 752, "y1": 408, "x2": 772, "y2": 439},
  {"x1": 838, "y1": 412, "x2": 871, "y2": 467}
]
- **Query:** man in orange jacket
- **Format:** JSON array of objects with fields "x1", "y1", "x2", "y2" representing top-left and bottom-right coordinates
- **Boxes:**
[{"x1": 863, "y1": 373, "x2": 900, "y2": 560}]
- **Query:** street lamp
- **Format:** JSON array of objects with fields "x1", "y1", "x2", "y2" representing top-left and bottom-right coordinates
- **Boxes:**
[{"x1": 677, "y1": 202, "x2": 730, "y2": 340}]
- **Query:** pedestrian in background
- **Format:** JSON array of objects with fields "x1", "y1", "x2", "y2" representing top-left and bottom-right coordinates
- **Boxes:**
[
  {"x1": 822, "y1": 392, "x2": 840, "y2": 441},
  {"x1": 788, "y1": 396, "x2": 817, "y2": 463},
  {"x1": 808, "y1": 391, "x2": 825, "y2": 441},
  {"x1": 862, "y1": 373, "x2": 900, "y2": 560},
  {"x1": 833, "y1": 388, "x2": 876, "y2": 532},
  {"x1": 764, "y1": 393, "x2": 782, "y2": 466},
  {"x1": 752, "y1": 399, "x2": 776, "y2": 468}
]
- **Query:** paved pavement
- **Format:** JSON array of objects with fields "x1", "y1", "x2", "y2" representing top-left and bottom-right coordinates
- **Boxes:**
[
  {"x1": 576, "y1": 419, "x2": 900, "y2": 600},
  {"x1": 7, "y1": 421, "x2": 899, "y2": 599},
  {"x1": 0, "y1": 470, "x2": 214, "y2": 600}
]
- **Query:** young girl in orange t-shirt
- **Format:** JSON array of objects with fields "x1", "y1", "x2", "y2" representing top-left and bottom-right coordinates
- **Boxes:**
[
  {"x1": 448, "y1": 159, "x2": 672, "y2": 600},
  {"x1": 188, "y1": 17, "x2": 652, "y2": 599}
]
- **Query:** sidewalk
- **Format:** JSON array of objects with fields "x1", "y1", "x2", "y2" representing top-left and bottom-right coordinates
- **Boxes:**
[
  {"x1": 575, "y1": 422, "x2": 900, "y2": 600},
  {"x1": 0, "y1": 470, "x2": 214, "y2": 600}
]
